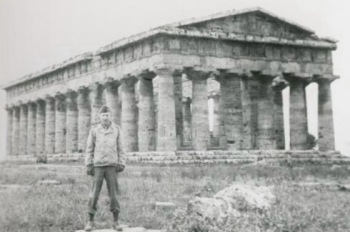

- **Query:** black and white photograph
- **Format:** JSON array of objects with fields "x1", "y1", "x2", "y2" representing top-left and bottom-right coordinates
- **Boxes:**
[{"x1": 0, "y1": 0, "x2": 349, "y2": 231}]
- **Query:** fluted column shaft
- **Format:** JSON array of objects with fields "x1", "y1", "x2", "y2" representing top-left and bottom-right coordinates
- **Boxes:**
[
  {"x1": 121, "y1": 76, "x2": 138, "y2": 152},
  {"x1": 105, "y1": 81, "x2": 121, "y2": 126},
  {"x1": 173, "y1": 72, "x2": 183, "y2": 147},
  {"x1": 36, "y1": 100, "x2": 46, "y2": 155},
  {"x1": 155, "y1": 68, "x2": 177, "y2": 151},
  {"x1": 90, "y1": 83, "x2": 104, "y2": 125},
  {"x1": 138, "y1": 74, "x2": 156, "y2": 151},
  {"x1": 19, "y1": 104, "x2": 28, "y2": 155},
  {"x1": 27, "y1": 102, "x2": 36, "y2": 155},
  {"x1": 55, "y1": 94, "x2": 66, "y2": 153},
  {"x1": 78, "y1": 87, "x2": 91, "y2": 152},
  {"x1": 289, "y1": 78, "x2": 308, "y2": 150},
  {"x1": 241, "y1": 77, "x2": 259, "y2": 149},
  {"x1": 212, "y1": 94, "x2": 220, "y2": 146},
  {"x1": 188, "y1": 70, "x2": 210, "y2": 150},
  {"x1": 318, "y1": 79, "x2": 335, "y2": 150},
  {"x1": 66, "y1": 91, "x2": 78, "y2": 153},
  {"x1": 218, "y1": 73, "x2": 243, "y2": 150},
  {"x1": 6, "y1": 108, "x2": 13, "y2": 156},
  {"x1": 182, "y1": 98, "x2": 192, "y2": 147},
  {"x1": 11, "y1": 107, "x2": 20, "y2": 156},
  {"x1": 256, "y1": 77, "x2": 276, "y2": 149},
  {"x1": 45, "y1": 97, "x2": 55, "y2": 154}
]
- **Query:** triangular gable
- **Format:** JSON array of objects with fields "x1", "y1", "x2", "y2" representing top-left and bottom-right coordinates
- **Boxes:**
[{"x1": 162, "y1": 7, "x2": 316, "y2": 40}]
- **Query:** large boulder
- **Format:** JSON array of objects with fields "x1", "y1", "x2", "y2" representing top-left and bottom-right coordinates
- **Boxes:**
[{"x1": 169, "y1": 183, "x2": 276, "y2": 232}]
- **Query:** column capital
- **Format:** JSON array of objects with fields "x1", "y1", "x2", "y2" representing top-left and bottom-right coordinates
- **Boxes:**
[
  {"x1": 184, "y1": 66, "x2": 214, "y2": 81},
  {"x1": 89, "y1": 82, "x2": 104, "y2": 92},
  {"x1": 66, "y1": 89, "x2": 78, "y2": 98},
  {"x1": 54, "y1": 91, "x2": 66, "y2": 100},
  {"x1": 121, "y1": 74, "x2": 137, "y2": 86},
  {"x1": 103, "y1": 78, "x2": 120, "y2": 90},
  {"x1": 272, "y1": 76, "x2": 289, "y2": 91},
  {"x1": 312, "y1": 74, "x2": 339, "y2": 84},
  {"x1": 150, "y1": 65, "x2": 182, "y2": 76},
  {"x1": 283, "y1": 72, "x2": 312, "y2": 86},
  {"x1": 78, "y1": 86, "x2": 90, "y2": 94},
  {"x1": 136, "y1": 69, "x2": 157, "y2": 80},
  {"x1": 214, "y1": 69, "x2": 244, "y2": 82}
]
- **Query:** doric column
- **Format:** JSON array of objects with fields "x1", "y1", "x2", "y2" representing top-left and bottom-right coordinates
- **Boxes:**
[
  {"x1": 272, "y1": 76, "x2": 288, "y2": 150},
  {"x1": 66, "y1": 90, "x2": 78, "y2": 153},
  {"x1": 120, "y1": 75, "x2": 138, "y2": 152},
  {"x1": 173, "y1": 71, "x2": 183, "y2": 147},
  {"x1": 19, "y1": 103, "x2": 28, "y2": 155},
  {"x1": 154, "y1": 67, "x2": 177, "y2": 151},
  {"x1": 182, "y1": 97, "x2": 192, "y2": 147},
  {"x1": 45, "y1": 96, "x2": 55, "y2": 154},
  {"x1": 90, "y1": 82, "x2": 104, "y2": 125},
  {"x1": 241, "y1": 75, "x2": 259, "y2": 149},
  {"x1": 186, "y1": 68, "x2": 210, "y2": 151},
  {"x1": 6, "y1": 107, "x2": 13, "y2": 156},
  {"x1": 256, "y1": 75, "x2": 276, "y2": 149},
  {"x1": 77, "y1": 87, "x2": 91, "y2": 152},
  {"x1": 317, "y1": 77, "x2": 336, "y2": 151},
  {"x1": 104, "y1": 79, "x2": 121, "y2": 125},
  {"x1": 137, "y1": 71, "x2": 156, "y2": 151},
  {"x1": 286, "y1": 75, "x2": 309, "y2": 150},
  {"x1": 54, "y1": 93, "x2": 66, "y2": 153},
  {"x1": 27, "y1": 102, "x2": 36, "y2": 155},
  {"x1": 211, "y1": 94, "x2": 220, "y2": 147},
  {"x1": 216, "y1": 71, "x2": 243, "y2": 150},
  {"x1": 35, "y1": 99, "x2": 46, "y2": 156},
  {"x1": 11, "y1": 106, "x2": 20, "y2": 156}
]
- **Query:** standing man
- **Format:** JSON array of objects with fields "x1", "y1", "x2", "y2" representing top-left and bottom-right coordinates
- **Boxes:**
[{"x1": 85, "y1": 105, "x2": 126, "y2": 231}]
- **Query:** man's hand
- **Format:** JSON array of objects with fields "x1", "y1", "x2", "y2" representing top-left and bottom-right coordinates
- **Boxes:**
[
  {"x1": 116, "y1": 164, "x2": 125, "y2": 173},
  {"x1": 86, "y1": 164, "x2": 94, "y2": 176}
]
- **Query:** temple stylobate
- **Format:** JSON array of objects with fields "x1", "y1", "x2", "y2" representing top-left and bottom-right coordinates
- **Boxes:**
[{"x1": 3, "y1": 8, "x2": 339, "y2": 159}]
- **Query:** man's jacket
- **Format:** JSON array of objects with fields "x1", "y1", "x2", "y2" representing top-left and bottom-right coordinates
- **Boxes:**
[{"x1": 85, "y1": 123, "x2": 126, "y2": 167}]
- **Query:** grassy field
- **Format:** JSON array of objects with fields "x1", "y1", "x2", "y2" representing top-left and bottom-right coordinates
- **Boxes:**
[{"x1": 0, "y1": 161, "x2": 350, "y2": 232}]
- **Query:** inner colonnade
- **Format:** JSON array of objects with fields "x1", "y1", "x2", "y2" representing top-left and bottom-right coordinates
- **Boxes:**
[{"x1": 5, "y1": 67, "x2": 336, "y2": 157}]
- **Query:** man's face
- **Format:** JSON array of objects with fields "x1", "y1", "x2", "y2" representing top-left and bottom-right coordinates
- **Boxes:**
[{"x1": 99, "y1": 112, "x2": 111, "y2": 124}]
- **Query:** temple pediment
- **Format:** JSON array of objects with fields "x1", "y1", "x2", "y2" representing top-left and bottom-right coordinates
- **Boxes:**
[{"x1": 166, "y1": 7, "x2": 321, "y2": 40}]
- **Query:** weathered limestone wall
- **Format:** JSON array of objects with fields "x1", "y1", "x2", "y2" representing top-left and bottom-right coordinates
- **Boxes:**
[
  {"x1": 55, "y1": 94, "x2": 66, "y2": 153},
  {"x1": 35, "y1": 100, "x2": 46, "y2": 155},
  {"x1": 217, "y1": 72, "x2": 243, "y2": 150},
  {"x1": 77, "y1": 87, "x2": 91, "y2": 152},
  {"x1": 121, "y1": 77, "x2": 138, "y2": 152},
  {"x1": 6, "y1": 108, "x2": 12, "y2": 157},
  {"x1": 241, "y1": 77, "x2": 259, "y2": 149},
  {"x1": 289, "y1": 78, "x2": 308, "y2": 150},
  {"x1": 27, "y1": 102, "x2": 36, "y2": 155},
  {"x1": 104, "y1": 80, "x2": 121, "y2": 126},
  {"x1": 45, "y1": 97, "x2": 55, "y2": 154},
  {"x1": 256, "y1": 76, "x2": 276, "y2": 149},
  {"x1": 138, "y1": 74, "x2": 156, "y2": 151},
  {"x1": 155, "y1": 68, "x2": 177, "y2": 151},
  {"x1": 11, "y1": 107, "x2": 20, "y2": 156},
  {"x1": 19, "y1": 104, "x2": 28, "y2": 155},
  {"x1": 66, "y1": 91, "x2": 78, "y2": 153},
  {"x1": 188, "y1": 69, "x2": 210, "y2": 150},
  {"x1": 318, "y1": 79, "x2": 335, "y2": 151},
  {"x1": 182, "y1": 98, "x2": 192, "y2": 147}
]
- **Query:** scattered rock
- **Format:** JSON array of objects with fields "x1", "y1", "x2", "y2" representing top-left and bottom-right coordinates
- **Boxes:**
[
  {"x1": 169, "y1": 183, "x2": 276, "y2": 231},
  {"x1": 337, "y1": 184, "x2": 350, "y2": 191},
  {"x1": 330, "y1": 165, "x2": 342, "y2": 170},
  {"x1": 38, "y1": 180, "x2": 61, "y2": 185}
]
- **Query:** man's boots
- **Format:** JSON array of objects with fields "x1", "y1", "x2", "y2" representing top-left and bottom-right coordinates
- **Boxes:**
[
  {"x1": 112, "y1": 211, "x2": 123, "y2": 231},
  {"x1": 84, "y1": 213, "x2": 95, "y2": 231}
]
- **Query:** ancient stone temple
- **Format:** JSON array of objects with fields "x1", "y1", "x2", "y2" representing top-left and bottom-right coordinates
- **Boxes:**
[{"x1": 2, "y1": 8, "x2": 339, "y2": 161}]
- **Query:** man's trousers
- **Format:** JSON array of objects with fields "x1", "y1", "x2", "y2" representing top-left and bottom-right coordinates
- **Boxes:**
[{"x1": 88, "y1": 166, "x2": 120, "y2": 215}]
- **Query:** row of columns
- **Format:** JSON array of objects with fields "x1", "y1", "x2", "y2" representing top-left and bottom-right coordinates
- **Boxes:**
[{"x1": 6, "y1": 67, "x2": 336, "y2": 157}]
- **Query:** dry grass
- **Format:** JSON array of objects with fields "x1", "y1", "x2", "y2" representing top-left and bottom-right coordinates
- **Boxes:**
[{"x1": 0, "y1": 161, "x2": 349, "y2": 232}]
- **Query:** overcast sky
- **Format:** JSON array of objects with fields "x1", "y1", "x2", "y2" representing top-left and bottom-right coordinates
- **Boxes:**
[{"x1": 0, "y1": 0, "x2": 349, "y2": 158}]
